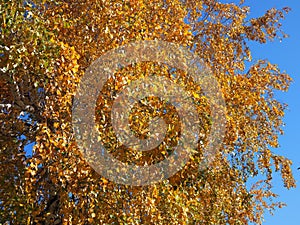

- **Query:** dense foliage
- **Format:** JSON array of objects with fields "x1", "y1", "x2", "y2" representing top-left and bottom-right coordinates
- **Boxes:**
[{"x1": 0, "y1": 0, "x2": 296, "y2": 224}]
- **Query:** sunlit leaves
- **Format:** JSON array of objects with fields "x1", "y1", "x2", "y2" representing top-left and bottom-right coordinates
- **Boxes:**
[{"x1": 0, "y1": 0, "x2": 296, "y2": 224}]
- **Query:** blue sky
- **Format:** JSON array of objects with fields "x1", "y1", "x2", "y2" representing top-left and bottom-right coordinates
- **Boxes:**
[{"x1": 244, "y1": 1, "x2": 300, "y2": 224}]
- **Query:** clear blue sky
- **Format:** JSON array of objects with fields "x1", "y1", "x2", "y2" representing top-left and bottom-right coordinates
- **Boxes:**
[{"x1": 244, "y1": 1, "x2": 300, "y2": 224}]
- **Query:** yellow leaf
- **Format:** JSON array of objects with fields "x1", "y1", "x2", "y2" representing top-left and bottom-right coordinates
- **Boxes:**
[{"x1": 193, "y1": 92, "x2": 200, "y2": 98}]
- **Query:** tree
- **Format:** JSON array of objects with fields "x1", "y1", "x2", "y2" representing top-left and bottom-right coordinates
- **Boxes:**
[
  {"x1": 0, "y1": 0, "x2": 62, "y2": 223},
  {"x1": 0, "y1": 0, "x2": 296, "y2": 224}
]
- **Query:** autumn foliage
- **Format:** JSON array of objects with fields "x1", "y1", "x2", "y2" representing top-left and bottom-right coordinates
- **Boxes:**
[{"x1": 0, "y1": 0, "x2": 296, "y2": 224}]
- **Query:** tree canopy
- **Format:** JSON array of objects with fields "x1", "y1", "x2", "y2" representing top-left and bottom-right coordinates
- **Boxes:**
[{"x1": 0, "y1": 0, "x2": 296, "y2": 224}]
